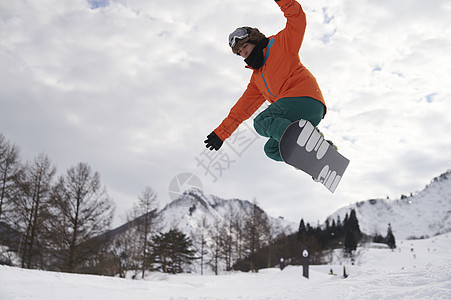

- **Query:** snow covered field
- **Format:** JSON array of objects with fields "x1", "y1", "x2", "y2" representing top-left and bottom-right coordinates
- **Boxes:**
[{"x1": 1, "y1": 234, "x2": 450, "y2": 300}]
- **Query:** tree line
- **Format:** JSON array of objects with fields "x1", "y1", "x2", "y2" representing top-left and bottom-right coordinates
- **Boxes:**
[
  {"x1": 0, "y1": 132, "x2": 115, "y2": 272},
  {"x1": 194, "y1": 197, "x2": 275, "y2": 274},
  {"x1": 0, "y1": 132, "x2": 276, "y2": 276},
  {"x1": 1, "y1": 132, "x2": 396, "y2": 276},
  {"x1": 233, "y1": 209, "x2": 396, "y2": 271}
]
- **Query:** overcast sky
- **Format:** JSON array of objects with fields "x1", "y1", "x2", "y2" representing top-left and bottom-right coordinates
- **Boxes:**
[{"x1": 1, "y1": 0, "x2": 450, "y2": 227}]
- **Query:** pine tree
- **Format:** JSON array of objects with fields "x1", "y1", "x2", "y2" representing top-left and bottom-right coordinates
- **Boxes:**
[
  {"x1": 297, "y1": 219, "x2": 306, "y2": 241},
  {"x1": 335, "y1": 215, "x2": 344, "y2": 238},
  {"x1": 386, "y1": 223, "x2": 396, "y2": 249},
  {"x1": 150, "y1": 229, "x2": 197, "y2": 274},
  {"x1": 347, "y1": 209, "x2": 362, "y2": 240},
  {"x1": 344, "y1": 209, "x2": 361, "y2": 254},
  {"x1": 306, "y1": 222, "x2": 314, "y2": 236},
  {"x1": 343, "y1": 213, "x2": 349, "y2": 231},
  {"x1": 324, "y1": 219, "x2": 330, "y2": 232},
  {"x1": 330, "y1": 219, "x2": 337, "y2": 238},
  {"x1": 344, "y1": 229, "x2": 357, "y2": 253}
]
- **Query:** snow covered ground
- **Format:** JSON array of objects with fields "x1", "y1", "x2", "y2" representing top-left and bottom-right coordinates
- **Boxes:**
[{"x1": 1, "y1": 234, "x2": 450, "y2": 300}]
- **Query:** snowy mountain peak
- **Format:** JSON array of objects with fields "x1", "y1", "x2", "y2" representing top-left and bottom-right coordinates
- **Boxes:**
[
  {"x1": 164, "y1": 188, "x2": 210, "y2": 211},
  {"x1": 327, "y1": 170, "x2": 451, "y2": 240},
  {"x1": 157, "y1": 189, "x2": 296, "y2": 238}
]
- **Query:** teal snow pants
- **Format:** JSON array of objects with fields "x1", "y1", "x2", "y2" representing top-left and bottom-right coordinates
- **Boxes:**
[{"x1": 253, "y1": 97, "x2": 325, "y2": 162}]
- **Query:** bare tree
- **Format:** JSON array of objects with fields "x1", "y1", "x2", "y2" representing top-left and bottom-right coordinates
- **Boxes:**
[
  {"x1": 109, "y1": 188, "x2": 159, "y2": 279},
  {"x1": 243, "y1": 200, "x2": 270, "y2": 272},
  {"x1": 0, "y1": 133, "x2": 21, "y2": 222},
  {"x1": 134, "y1": 186, "x2": 159, "y2": 278},
  {"x1": 191, "y1": 216, "x2": 209, "y2": 275},
  {"x1": 110, "y1": 217, "x2": 142, "y2": 278},
  {"x1": 49, "y1": 162, "x2": 115, "y2": 272},
  {"x1": 208, "y1": 218, "x2": 222, "y2": 275},
  {"x1": 233, "y1": 211, "x2": 245, "y2": 261},
  {"x1": 11, "y1": 153, "x2": 56, "y2": 269},
  {"x1": 221, "y1": 204, "x2": 237, "y2": 271}
]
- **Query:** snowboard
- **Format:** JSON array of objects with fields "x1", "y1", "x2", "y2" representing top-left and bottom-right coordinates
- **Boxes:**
[{"x1": 279, "y1": 120, "x2": 350, "y2": 193}]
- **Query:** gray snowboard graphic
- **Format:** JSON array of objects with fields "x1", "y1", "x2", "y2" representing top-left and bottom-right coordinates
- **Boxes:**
[{"x1": 279, "y1": 120, "x2": 350, "y2": 193}]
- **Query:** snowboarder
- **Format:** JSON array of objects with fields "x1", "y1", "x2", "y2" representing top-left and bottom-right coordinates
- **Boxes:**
[{"x1": 204, "y1": 0, "x2": 327, "y2": 162}]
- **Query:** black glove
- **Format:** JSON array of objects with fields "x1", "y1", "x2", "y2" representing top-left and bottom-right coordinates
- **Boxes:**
[{"x1": 204, "y1": 131, "x2": 224, "y2": 151}]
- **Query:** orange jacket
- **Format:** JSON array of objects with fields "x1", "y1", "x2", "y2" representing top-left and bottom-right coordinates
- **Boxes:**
[{"x1": 214, "y1": 0, "x2": 326, "y2": 141}]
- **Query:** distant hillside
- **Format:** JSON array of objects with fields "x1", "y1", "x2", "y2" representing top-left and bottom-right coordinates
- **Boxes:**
[
  {"x1": 101, "y1": 189, "x2": 297, "y2": 273},
  {"x1": 326, "y1": 170, "x2": 451, "y2": 240},
  {"x1": 156, "y1": 188, "x2": 297, "y2": 238},
  {"x1": 109, "y1": 171, "x2": 451, "y2": 243},
  {"x1": 101, "y1": 188, "x2": 297, "y2": 255}
]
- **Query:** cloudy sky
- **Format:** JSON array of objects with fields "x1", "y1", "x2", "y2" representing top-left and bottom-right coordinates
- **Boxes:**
[{"x1": 1, "y1": 0, "x2": 450, "y2": 227}]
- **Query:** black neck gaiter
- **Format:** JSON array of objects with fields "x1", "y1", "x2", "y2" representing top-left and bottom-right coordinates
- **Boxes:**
[{"x1": 244, "y1": 38, "x2": 269, "y2": 70}]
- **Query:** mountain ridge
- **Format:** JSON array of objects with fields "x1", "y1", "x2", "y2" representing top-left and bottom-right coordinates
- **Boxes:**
[
  {"x1": 107, "y1": 170, "x2": 451, "y2": 242},
  {"x1": 326, "y1": 170, "x2": 451, "y2": 240},
  {"x1": 157, "y1": 188, "x2": 297, "y2": 238}
]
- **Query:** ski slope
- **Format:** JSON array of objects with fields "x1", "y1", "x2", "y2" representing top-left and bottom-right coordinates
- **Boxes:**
[{"x1": 1, "y1": 234, "x2": 450, "y2": 299}]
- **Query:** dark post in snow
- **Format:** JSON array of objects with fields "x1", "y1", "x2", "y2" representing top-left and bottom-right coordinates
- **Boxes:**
[
  {"x1": 343, "y1": 266, "x2": 348, "y2": 278},
  {"x1": 279, "y1": 257, "x2": 285, "y2": 270},
  {"x1": 301, "y1": 245, "x2": 309, "y2": 279}
]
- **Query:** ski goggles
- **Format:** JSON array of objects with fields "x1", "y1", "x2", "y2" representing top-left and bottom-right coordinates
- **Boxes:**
[{"x1": 228, "y1": 27, "x2": 251, "y2": 48}]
